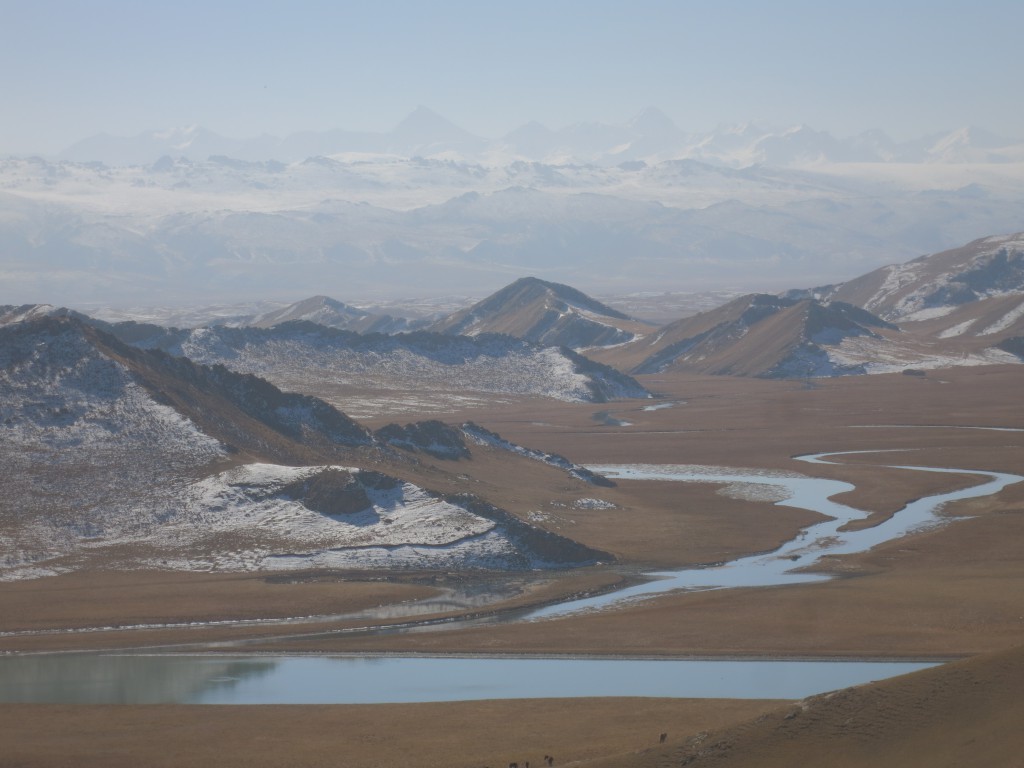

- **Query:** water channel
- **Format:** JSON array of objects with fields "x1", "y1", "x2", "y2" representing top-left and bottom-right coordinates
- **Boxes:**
[{"x1": 527, "y1": 451, "x2": 1023, "y2": 619}]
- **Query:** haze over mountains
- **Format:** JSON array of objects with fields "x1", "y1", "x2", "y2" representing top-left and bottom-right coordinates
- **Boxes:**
[
  {"x1": 53, "y1": 107, "x2": 1024, "y2": 168},
  {"x1": 4, "y1": 108, "x2": 1024, "y2": 307}
]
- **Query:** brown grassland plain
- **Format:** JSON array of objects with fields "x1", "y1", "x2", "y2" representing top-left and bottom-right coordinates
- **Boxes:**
[{"x1": 2, "y1": 366, "x2": 1023, "y2": 766}]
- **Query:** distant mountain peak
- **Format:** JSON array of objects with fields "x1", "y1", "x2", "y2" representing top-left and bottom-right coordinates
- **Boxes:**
[
  {"x1": 391, "y1": 106, "x2": 478, "y2": 143},
  {"x1": 627, "y1": 106, "x2": 679, "y2": 135},
  {"x1": 492, "y1": 276, "x2": 632, "y2": 320},
  {"x1": 428, "y1": 276, "x2": 652, "y2": 348},
  {"x1": 241, "y1": 294, "x2": 426, "y2": 333}
]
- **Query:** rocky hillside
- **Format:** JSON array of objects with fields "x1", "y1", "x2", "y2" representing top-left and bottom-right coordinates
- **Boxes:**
[
  {"x1": 116, "y1": 321, "x2": 650, "y2": 405},
  {"x1": 0, "y1": 316, "x2": 611, "y2": 580},
  {"x1": 429, "y1": 276, "x2": 656, "y2": 348},
  {"x1": 592, "y1": 294, "x2": 898, "y2": 378},
  {"x1": 823, "y1": 233, "x2": 1024, "y2": 323},
  {"x1": 785, "y1": 232, "x2": 1024, "y2": 371},
  {"x1": 587, "y1": 235, "x2": 1024, "y2": 379}
]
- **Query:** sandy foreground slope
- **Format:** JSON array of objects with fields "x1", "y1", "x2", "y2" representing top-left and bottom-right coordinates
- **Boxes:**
[
  {"x1": 587, "y1": 642, "x2": 1024, "y2": 768},
  {"x1": 2, "y1": 366, "x2": 1023, "y2": 766},
  {"x1": 0, "y1": 698, "x2": 780, "y2": 768}
]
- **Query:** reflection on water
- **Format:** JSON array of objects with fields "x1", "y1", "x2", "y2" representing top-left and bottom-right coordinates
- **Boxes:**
[
  {"x1": 0, "y1": 654, "x2": 936, "y2": 705},
  {"x1": 0, "y1": 654, "x2": 275, "y2": 704},
  {"x1": 525, "y1": 452, "x2": 1023, "y2": 619}
]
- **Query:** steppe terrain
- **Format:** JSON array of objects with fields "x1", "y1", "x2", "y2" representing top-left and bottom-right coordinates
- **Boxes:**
[{"x1": 3, "y1": 360, "x2": 1023, "y2": 766}]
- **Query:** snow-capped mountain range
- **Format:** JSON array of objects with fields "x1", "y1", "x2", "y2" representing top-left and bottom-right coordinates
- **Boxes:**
[
  {"x1": 4, "y1": 108, "x2": 1024, "y2": 307},
  {"x1": 53, "y1": 108, "x2": 1024, "y2": 168}
]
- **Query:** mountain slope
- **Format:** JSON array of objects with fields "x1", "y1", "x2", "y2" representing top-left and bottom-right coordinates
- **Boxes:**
[
  {"x1": 429, "y1": 276, "x2": 656, "y2": 348},
  {"x1": 592, "y1": 294, "x2": 897, "y2": 378},
  {"x1": 116, "y1": 321, "x2": 651, "y2": 406},
  {"x1": 826, "y1": 232, "x2": 1024, "y2": 323},
  {"x1": 591, "y1": 234, "x2": 1024, "y2": 380},
  {"x1": 0, "y1": 317, "x2": 611, "y2": 580},
  {"x1": 602, "y1": 644, "x2": 1024, "y2": 768},
  {"x1": 796, "y1": 233, "x2": 1024, "y2": 370}
]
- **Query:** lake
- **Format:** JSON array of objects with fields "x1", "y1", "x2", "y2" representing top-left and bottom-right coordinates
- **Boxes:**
[{"x1": 0, "y1": 653, "x2": 937, "y2": 705}]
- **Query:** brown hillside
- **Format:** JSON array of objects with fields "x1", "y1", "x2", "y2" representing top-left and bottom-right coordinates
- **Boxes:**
[
  {"x1": 830, "y1": 232, "x2": 1024, "y2": 321},
  {"x1": 430, "y1": 276, "x2": 655, "y2": 347},
  {"x1": 587, "y1": 643, "x2": 1024, "y2": 768}
]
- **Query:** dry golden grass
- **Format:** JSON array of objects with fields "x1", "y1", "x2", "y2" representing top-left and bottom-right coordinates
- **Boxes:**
[
  {"x1": 0, "y1": 698, "x2": 781, "y2": 768},
  {"x1": 0, "y1": 570, "x2": 436, "y2": 634},
  {"x1": 587, "y1": 643, "x2": 1024, "y2": 768}
]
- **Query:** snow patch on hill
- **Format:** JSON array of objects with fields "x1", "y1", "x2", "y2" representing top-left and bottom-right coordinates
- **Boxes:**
[
  {"x1": 979, "y1": 298, "x2": 1024, "y2": 335},
  {"x1": 938, "y1": 320, "x2": 977, "y2": 338},
  {"x1": 133, "y1": 324, "x2": 649, "y2": 404},
  {"x1": 165, "y1": 464, "x2": 500, "y2": 560},
  {"x1": 828, "y1": 334, "x2": 1019, "y2": 373},
  {"x1": 0, "y1": 320, "x2": 224, "y2": 463},
  {"x1": 873, "y1": 236, "x2": 1024, "y2": 320}
]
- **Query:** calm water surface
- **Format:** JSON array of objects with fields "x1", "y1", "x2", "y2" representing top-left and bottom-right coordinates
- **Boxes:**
[{"x1": 0, "y1": 654, "x2": 936, "y2": 705}]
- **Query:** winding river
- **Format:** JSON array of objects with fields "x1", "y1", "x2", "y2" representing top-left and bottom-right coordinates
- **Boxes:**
[{"x1": 527, "y1": 451, "x2": 1023, "y2": 619}]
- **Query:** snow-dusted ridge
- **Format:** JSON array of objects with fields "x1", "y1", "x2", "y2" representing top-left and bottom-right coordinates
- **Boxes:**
[
  {"x1": 1, "y1": 461, "x2": 611, "y2": 580},
  {"x1": 0, "y1": 315, "x2": 613, "y2": 579},
  {"x1": 121, "y1": 322, "x2": 650, "y2": 404},
  {"x1": 828, "y1": 233, "x2": 1024, "y2": 322}
]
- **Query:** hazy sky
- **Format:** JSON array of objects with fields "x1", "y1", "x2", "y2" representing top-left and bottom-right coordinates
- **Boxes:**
[{"x1": 3, "y1": 0, "x2": 1024, "y2": 154}]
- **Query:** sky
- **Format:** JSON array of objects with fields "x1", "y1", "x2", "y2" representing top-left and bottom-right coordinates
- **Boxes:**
[{"x1": 2, "y1": 0, "x2": 1024, "y2": 154}]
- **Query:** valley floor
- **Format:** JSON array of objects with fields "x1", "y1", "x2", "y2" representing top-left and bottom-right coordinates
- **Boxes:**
[{"x1": 3, "y1": 366, "x2": 1024, "y2": 766}]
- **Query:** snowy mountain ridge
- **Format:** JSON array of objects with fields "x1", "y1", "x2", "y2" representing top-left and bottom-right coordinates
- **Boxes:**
[
  {"x1": 4, "y1": 151, "x2": 1024, "y2": 306},
  {"x1": 53, "y1": 108, "x2": 1024, "y2": 168}
]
